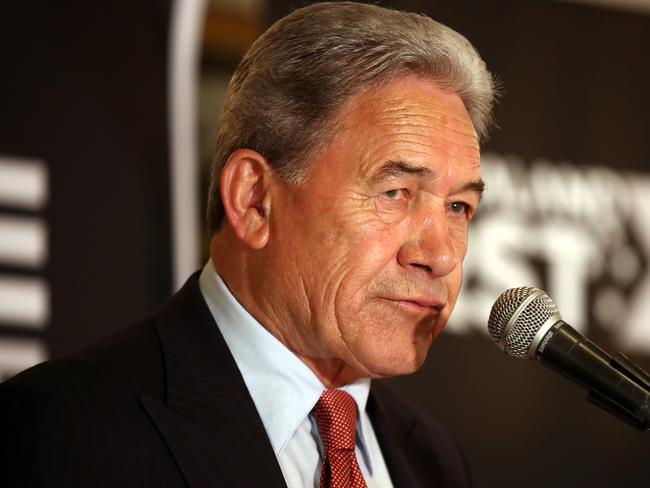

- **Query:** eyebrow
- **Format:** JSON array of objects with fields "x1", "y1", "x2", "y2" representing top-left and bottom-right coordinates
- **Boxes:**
[
  {"x1": 370, "y1": 160, "x2": 434, "y2": 183},
  {"x1": 370, "y1": 159, "x2": 486, "y2": 199},
  {"x1": 461, "y1": 179, "x2": 486, "y2": 201}
]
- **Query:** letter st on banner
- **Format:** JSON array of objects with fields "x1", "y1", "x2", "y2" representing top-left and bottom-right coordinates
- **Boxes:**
[{"x1": 450, "y1": 153, "x2": 650, "y2": 355}]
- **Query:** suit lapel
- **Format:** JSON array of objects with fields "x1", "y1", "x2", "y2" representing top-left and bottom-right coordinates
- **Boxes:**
[
  {"x1": 141, "y1": 273, "x2": 287, "y2": 488},
  {"x1": 367, "y1": 386, "x2": 418, "y2": 488}
]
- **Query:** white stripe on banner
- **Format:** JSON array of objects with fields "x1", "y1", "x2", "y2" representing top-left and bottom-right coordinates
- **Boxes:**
[
  {"x1": 169, "y1": 0, "x2": 208, "y2": 290},
  {"x1": 0, "y1": 338, "x2": 46, "y2": 381},
  {"x1": 0, "y1": 156, "x2": 48, "y2": 210},
  {"x1": 0, "y1": 215, "x2": 48, "y2": 267},
  {"x1": 0, "y1": 275, "x2": 49, "y2": 328},
  {"x1": 620, "y1": 177, "x2": 650, "y2": 352}
]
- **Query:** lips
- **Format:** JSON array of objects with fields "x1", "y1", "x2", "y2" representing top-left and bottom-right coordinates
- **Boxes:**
[
  {"x1": 405, "y1": 298, "x2": 444, "y2": 310},
  {"x1": 380, "y1": 296, "x2": 445, "y2": 315}
]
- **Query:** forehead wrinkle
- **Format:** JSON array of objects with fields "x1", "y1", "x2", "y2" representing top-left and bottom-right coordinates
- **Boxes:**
[
  {"x1": 373, "y1": 102, "x2": 475, "y2": 132},
  {"x1": 364, "y1": 135, "x2": 479, "y2": 168},
  {"x1": 369, "y1": 159, "x2": 437, "y2": 185},
  {"x1": 369, "y1": 113, "x2": 479, "y2": 155},
  {"x1": 369, "y1": 128, "x2": 479, "y2": 153},
  {"x1": 373, "y1": 112, "x2": 469, "y2": 135},
  {"x1": 334, "y1": 80, "x2": 481, "y2": 186}
]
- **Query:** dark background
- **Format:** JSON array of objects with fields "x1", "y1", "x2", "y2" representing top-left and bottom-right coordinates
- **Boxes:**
[
  {"x1": 1, "y1": 1, "x2": 649, "y2": 487},
  {"x1": 0, "y1": 0, "x2": 172, "y2": 357}
]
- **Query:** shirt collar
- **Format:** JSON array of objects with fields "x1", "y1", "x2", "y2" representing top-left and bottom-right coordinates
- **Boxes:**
[{"x1": 199, "y1": 260, "x2": 373, "y2": 466}]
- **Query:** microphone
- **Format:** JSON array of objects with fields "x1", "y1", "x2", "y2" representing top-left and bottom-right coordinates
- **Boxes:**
[{"x1": 487, "y1": 287, "x2": 650, "y2": 430}]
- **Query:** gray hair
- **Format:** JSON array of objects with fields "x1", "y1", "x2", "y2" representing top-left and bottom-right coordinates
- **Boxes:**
[{"x1": 208, "y1": 1, "x2": 497, "y2": 231}]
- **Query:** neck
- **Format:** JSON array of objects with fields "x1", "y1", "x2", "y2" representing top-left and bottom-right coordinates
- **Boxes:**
[{"x1": 295, "y1": 356, "x2": 367, "y2": 388}]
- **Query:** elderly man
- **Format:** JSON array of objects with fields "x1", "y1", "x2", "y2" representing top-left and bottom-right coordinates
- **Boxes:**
[{"x1": 0, "y1": 2, "x2": 495, "y2": 487}]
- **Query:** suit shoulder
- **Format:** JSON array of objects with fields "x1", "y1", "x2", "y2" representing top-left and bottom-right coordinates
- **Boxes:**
[
  {"x1": 0, "y1": 320, "x2": 173, "y2": 486},
  {"x1": 2, "y1": 318, "x2": 162, "y2": 396}
]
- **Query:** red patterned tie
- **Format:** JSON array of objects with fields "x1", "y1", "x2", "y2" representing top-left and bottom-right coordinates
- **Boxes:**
[{"x1": 313, "y1": 389, "x2": 368, "y2": 488}]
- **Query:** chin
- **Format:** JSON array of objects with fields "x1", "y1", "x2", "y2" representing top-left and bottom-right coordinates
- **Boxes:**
[
  {"x1": 357, "y1": 342, "x2": 432, "y2": 379},
  {"x1": 340, "y1": 308, "x2": 445, "y2": 378}
]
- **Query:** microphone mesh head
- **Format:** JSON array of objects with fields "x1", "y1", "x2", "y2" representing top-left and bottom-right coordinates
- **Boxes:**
[{"x1": 487, "y1": 287, "x2": 560, "y2": 359}]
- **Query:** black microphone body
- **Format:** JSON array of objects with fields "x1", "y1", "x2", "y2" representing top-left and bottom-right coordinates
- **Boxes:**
[
  {"x1": 488, "y1": 287, "x2": 650, "y2": 430},
  {"x1": 536, "y1": 320, "x2": 650, "y2": 428}
]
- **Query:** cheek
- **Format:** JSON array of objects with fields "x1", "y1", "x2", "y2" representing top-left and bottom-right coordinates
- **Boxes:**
[
  {"x1": 331, "y1": 228, "x2": 403, "y2": 311},
  {"x1": 299, "y1": 192, "x2": 409, "y2": 313},
  {"x1": 449, "y1": 223, "x2": 469, "y2": 259},
  {"x1": 322, "y1": 202, "x2": 405, "y2": 268},
  {"x1": 296, "y1": 219, "x2": 398, "y2": 320},
  {"x1": 338, "y1": 238, "x2": 397, "y2": 293},
  {"x1": 447, "y1": 262, "x2": 465, "y2": 299}
]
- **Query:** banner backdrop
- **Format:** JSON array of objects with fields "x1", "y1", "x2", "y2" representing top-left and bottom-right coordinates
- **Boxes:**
[{"x1": 1, "y1": 1, "x2": 649, "y2": 487}]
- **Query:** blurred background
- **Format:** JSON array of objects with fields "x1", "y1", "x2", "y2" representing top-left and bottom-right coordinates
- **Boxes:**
[{"x1": 1, "y1": 0, "x2": 649, "y2": 486}]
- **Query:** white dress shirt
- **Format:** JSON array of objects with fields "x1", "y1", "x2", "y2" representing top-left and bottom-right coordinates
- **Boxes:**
[{"x1": 199, "y1": 260, "x2": 394, "y2": 487}]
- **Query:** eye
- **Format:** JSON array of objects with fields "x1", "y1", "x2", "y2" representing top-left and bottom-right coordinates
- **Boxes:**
[
  {"x1": 448, "y1": 201, "x2": 470, "y2": 216},
  {"x1": 383, "y1": 188, "x2": 407, "y2": 200}
]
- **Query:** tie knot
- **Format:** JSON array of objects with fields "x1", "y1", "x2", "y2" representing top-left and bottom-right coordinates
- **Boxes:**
[{"x1": 314, "y1": 389, "x2": 358, "y2": 452}]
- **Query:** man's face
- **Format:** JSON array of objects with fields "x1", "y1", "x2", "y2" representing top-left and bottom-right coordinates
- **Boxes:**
[{"x1": 267, "y1": 76, "x2": 482, "y2": 380}]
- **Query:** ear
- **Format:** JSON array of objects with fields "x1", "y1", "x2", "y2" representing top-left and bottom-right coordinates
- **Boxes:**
[{"x1": 219, "y1": 149, "x2": 272, "y2": 249}]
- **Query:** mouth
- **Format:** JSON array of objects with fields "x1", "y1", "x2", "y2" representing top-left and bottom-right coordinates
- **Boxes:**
[{"x1": 380, "y1": 297, "x2": 445, "y2": 317}]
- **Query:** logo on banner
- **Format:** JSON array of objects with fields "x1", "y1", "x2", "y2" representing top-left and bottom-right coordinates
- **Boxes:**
[
  {"x1": 0, "y1": 155, "x2": 48, "y2": 380},
  {"x1": 451, "y1": 153, "x2": 650, "y2": 354}
]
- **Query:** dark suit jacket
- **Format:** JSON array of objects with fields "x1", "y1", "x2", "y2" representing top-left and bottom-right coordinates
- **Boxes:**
[{"x1": 0, "y1": 274, "x2": 472, "y2": 487}]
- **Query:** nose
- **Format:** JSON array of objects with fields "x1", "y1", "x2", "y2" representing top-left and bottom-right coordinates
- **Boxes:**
[{"x1": 396, "y1": 211, "x2": 458, "y2": 277}]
